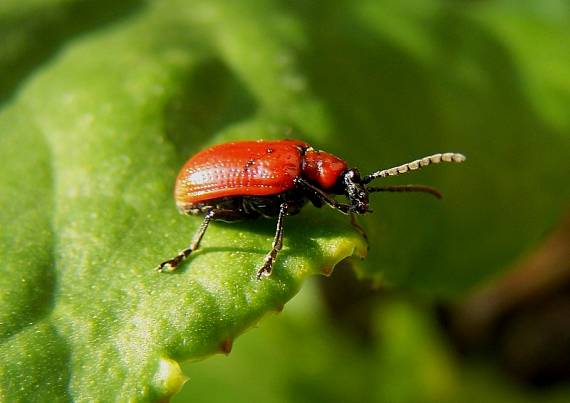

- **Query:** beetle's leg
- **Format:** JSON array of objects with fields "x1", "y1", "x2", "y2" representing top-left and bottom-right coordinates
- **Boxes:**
[
  {"x1": 350, "y1": 213, "x2": 369, "y2": 245},
  {"x1": 295, "y1": 177, "x2": 352, "y2": 215},
  {"x1": 156, "y1": 209, "x2": 216, "y2": 273},
  {"x1": 156, "y1": 209, "x2": 244, "y2": 273},
  {"x1": 257, "y1": 202, "x2": 289, "y2": 280}
]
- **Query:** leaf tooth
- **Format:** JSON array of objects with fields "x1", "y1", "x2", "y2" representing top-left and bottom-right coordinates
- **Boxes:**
[
  {"x1": 219, "y1": 337, "x2": 233, "y2": 355},
  {"x1": 155, "y1": 357, "x2": 189, "y2": 397},
  {"x1": 320, "y1": 266, "x2": 334, "y2": 276}
]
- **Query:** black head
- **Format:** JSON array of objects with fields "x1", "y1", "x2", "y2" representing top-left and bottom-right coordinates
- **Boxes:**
[{"x1": 337, "y1": 168, "x2": 370, "y2": 214}]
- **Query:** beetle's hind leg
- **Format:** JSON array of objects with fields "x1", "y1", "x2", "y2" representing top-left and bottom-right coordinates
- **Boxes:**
[
  {"x1": 156, "y1": 209, "x2": 242, "y2": 273},
  {"x1": 156, "y1": 210, "x2": 216, "y2": 273},
  {"x1": 257, "y1": 202, "x2": 289, "y2": 280}
]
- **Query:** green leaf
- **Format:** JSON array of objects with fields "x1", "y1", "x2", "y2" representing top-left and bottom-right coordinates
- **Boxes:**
[
  {"x1": 175, "y1": 287, "x2": 570, "y2": 403},
  {"x1": 0, "y1": 2, "x2": 366, "y2": 401},
  {"x1": 1, "y1": 0, "x2": 569, "y2": 401},
  {"x1": 0, "y1": 0, "x2": 144, "y2": 103}
]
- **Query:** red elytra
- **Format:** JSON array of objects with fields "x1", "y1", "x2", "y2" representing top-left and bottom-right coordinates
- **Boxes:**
[
  {"x1": 174, "y1": 140, "x2": 347, "y2": 209},
  {"x1": 157, "y1": 139, "x2": 465, "y2": 279}
]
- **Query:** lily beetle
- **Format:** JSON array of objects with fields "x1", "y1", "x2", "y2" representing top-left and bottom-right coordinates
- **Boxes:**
[{"x1": 156, "y1": 139, "x2": 465, "y2": 279}]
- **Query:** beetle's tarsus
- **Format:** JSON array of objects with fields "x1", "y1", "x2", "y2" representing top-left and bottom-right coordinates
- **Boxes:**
[
  {"x1": 156, "y1": 263, "x2": 174, "y2": 273},
  {"x1": 156, "y1": 246, "x2": 194, "y2": 272},
  {"x1": 256, "y1": 260, "x2": 273, "y2": 280},
  {"x1": 156, "y1": 254, "x2": 184, "y2": 273}
]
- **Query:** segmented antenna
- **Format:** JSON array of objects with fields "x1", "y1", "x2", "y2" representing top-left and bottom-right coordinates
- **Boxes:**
[
  {"x1": 362, "y1": 152, "x2": 466, "y2": 183},
  {"x1": 367, "y1": 184, "x2": 443, "y2": 199}
]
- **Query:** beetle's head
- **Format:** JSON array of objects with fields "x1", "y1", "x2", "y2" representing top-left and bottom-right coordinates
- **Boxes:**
[{"x1": 339, "y1": 168, "x2": 371, "y2": 215}]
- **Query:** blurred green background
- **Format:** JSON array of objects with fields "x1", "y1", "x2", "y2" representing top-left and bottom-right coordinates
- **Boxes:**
[{"x1": 1, "y1": 0, "x2": 569, "y2": 402}]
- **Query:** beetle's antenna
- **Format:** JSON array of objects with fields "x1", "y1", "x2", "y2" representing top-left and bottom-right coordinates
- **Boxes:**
[
  {"x1": 367, "y1": 185, "x2": 443, "y2": 199},
  {"x1": 362, "y1": 152, "x2": 465, "y2": 184}
]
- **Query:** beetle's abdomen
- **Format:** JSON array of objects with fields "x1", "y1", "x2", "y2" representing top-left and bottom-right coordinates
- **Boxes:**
[{"x1": 175, "y1": 140, "x2": 307, "y2": 210}]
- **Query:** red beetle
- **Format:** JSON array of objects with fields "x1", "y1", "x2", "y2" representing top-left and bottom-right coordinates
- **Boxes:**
[{"x1": 156, "y1": 139, "x2": 465, "y2": 279}]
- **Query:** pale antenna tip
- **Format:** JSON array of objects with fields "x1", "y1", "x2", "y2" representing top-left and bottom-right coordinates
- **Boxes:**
[{"x1": 453, "y1": 153, "x2": 466, "y2": 163}]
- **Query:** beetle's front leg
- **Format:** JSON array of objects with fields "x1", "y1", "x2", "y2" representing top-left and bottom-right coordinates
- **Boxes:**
[
  {"x1": 350, "y1": 213, "x2": 369, "y2": 245},
  {"x1": 294, "y1": 177, "x2": 352, "y2": 214}
]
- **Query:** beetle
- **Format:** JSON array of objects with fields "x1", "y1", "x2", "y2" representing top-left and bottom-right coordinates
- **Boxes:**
[{"x1": 156, "y1": 139, "x2": 465, "y2": 279}]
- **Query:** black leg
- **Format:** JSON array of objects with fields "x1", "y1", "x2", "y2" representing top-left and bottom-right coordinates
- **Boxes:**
[
  {"x1": 156, "y1": 210, "x2": 215, "y2": 273},
  {"x1": 350, "y1": 213, "x2": 369, "y2": 245},
  {"x1": 156, "y1": 209, "x2": 243, "y2": 273},
  {"x1": 257, "y1": 202, "x2": 289, "y2": 279},
  {"x1": 295, "y1": 177, "x2": 352, "y2": 215}
]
